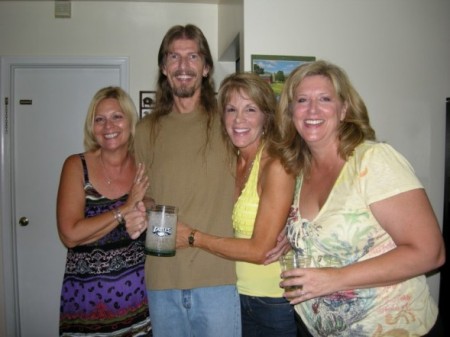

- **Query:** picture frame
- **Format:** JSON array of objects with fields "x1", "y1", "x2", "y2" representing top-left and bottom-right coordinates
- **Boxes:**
[
  {"x1": 251, "y1": 54, "x2": 315, "y2": 98},
  {"x1": 139, "y1": 91, "x2": 156, "y2": 118}
]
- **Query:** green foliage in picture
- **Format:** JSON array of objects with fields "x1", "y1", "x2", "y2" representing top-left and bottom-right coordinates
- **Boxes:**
[{"x1": 251, "y1": 54, "x2": 315, "y2": 97}]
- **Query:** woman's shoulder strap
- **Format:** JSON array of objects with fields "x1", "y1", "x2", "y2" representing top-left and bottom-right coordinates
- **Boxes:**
[{"x1": 78, "y1": 153, "x2": 89, "y2": 185}]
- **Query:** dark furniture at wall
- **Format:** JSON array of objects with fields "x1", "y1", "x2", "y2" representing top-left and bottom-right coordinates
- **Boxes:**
[{"x1": 439, "y1": 97, "x2": 450, "y2": 332}]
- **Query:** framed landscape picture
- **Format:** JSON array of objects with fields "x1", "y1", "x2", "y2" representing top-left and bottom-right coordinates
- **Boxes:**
[{"x1": 251, "y1": 54, "x2": 315, "y2": 98}]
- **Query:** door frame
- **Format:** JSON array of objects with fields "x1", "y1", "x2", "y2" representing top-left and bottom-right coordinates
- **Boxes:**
[{"x1": 0, "y1": 56, "x2": 129, "y2": 336}]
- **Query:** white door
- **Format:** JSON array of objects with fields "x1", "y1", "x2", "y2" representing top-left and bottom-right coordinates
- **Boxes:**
[{"x1": 0, "y1": 57, "x2": 128, "y2": 337}]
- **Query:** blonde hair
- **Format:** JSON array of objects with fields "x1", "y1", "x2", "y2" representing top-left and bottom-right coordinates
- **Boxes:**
[
  {"x1": 83, "y1": 86, "x2": 138, "y2": 152},
  {"x1": 276, "y1": 60, "x2": 376, "y2": 175}
]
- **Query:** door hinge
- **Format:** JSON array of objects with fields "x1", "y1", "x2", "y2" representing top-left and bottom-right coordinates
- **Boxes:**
[{"x1": 3, "y1": 97, "x2": 8, "y2": 134}]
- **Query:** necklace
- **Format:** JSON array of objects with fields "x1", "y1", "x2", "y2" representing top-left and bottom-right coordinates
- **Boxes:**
[
  {"x1": 238, "y1": 153, "x2": 257, "y2": 190},
  {"x1": 237, "y1": 143, "x2": 263, "y2": 193},
  {"x1": 242, "y1": 156, "x2": 256, "y2": 183},
  {"x1": 99, "y1": 153, "x2": 128, "y2": 185}
]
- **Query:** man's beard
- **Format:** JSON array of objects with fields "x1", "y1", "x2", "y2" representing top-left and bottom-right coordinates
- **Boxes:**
[
  {"x1": 171, "y1": 69, "x2": 198, "y2": 98},
  {"x1": 173, "y1": 85, "x2": 196, "y2": 98}
]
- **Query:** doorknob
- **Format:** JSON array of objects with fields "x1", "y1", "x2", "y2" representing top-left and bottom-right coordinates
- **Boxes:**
[{"x1": 19, "y1": 216, "x2": 29, "y2": 226}]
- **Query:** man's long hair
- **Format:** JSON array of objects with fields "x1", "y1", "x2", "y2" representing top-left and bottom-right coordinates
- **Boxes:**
[{"x1": 145, "y1": 24, "x2": 217, "y2": 147}]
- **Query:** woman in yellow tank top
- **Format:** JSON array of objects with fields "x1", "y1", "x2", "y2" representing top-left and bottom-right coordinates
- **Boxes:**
[{"x1": 176, "y1": 72, "x2": 297, "y2": 337}]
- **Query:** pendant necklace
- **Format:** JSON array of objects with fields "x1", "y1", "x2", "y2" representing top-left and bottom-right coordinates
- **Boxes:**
[
  {"x1": 100, "y1": 153, "x2": 128, "y2": 185},
  {"x1": 238, "y1": 152, "x2": 257, "y2": 190},
  {"x1": 242, "y1": 156, "x2": 256, "y2": 183}
]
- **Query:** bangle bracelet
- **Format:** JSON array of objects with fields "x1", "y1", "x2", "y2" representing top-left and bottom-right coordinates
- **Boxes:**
[
  {"x1": 112, "y1": 208, "x2": 125, "y2": 225},
  {"x1": 188, "y1": 229, "x2": 198, "y2": 247}
]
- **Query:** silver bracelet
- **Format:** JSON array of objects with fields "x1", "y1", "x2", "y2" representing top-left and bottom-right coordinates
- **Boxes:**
[{"x1": 112, "y1": 208, "x2": 125, "y2": 225}]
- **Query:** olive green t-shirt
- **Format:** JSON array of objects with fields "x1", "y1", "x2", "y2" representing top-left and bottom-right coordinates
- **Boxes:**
[{"x1": 134, "y1": 109, "x2": 236, "y2": 289}]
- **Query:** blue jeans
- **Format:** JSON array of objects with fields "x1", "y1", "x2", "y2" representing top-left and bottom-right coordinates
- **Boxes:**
[
  {"x1": 148, "y1": 285, "x2": 242, "y2": 337},
  {"x1": 240, "y1": 294, "x2": 297, "y2": 337}
]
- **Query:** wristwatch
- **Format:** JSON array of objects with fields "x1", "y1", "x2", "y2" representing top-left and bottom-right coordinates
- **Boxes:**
[{"x1": 188, "y1": 229, "x2": 198, "y2": 247}]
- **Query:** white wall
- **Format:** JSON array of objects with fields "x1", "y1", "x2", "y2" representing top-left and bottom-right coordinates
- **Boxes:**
[
  {"x1": 243, "y1": 0, "x2": 450, "y2": 303},
  {"x1": 218, "y1": 0, "x2": 243, "y2": 63},
  {"x1": 0, "y1": 1, "x2": 236, "y2": 102}
]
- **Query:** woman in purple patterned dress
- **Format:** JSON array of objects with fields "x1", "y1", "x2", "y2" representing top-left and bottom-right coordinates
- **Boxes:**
[{"x1": 57, "y1": 86, "x2": 152, "y2": 336}]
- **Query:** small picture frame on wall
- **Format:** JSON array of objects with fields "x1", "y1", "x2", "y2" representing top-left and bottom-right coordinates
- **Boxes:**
[
  {"x1": 139, "y1": 91, "x2": 156, "y2": 118},
  {"x1": 251, "y1": 54, "x2": 315, "y2": 98}
]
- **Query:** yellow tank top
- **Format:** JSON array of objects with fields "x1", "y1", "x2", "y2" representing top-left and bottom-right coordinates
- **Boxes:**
[{"x1": 233, "y1": 146, "x2": 283, "y2": 297}]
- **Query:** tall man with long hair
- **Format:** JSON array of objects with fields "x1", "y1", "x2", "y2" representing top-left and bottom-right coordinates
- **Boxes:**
[{"x1": 125, "y1": 24, "x2": 241, "y2": 337}]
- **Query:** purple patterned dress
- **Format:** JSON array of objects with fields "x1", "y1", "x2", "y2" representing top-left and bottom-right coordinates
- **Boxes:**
[{"x1": 59, "y1": 154, "x2": 151, "y2": 336}]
